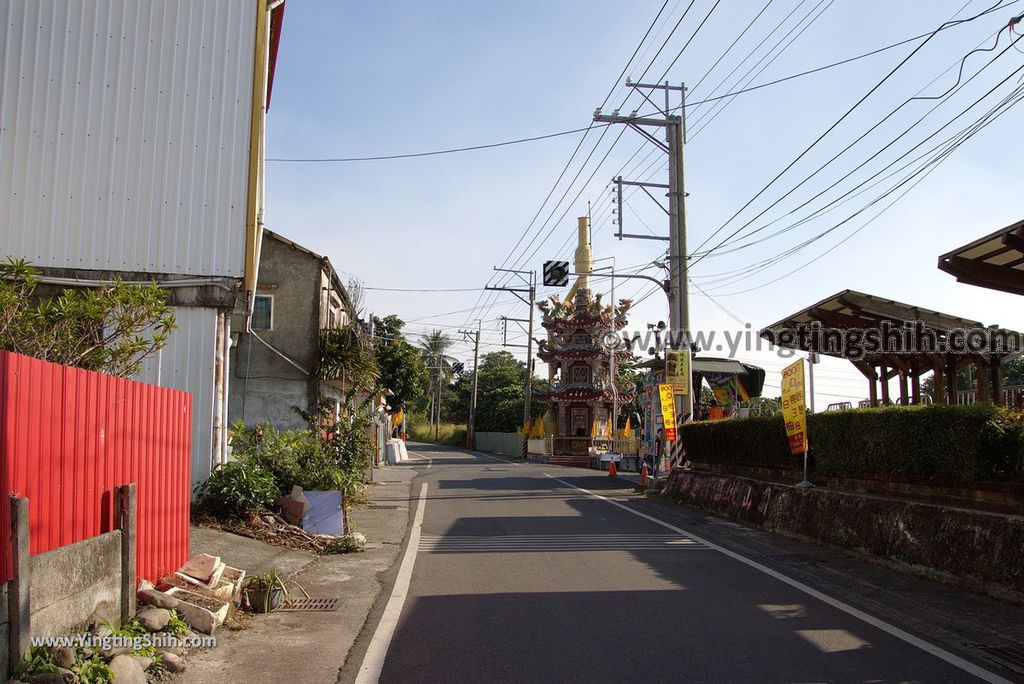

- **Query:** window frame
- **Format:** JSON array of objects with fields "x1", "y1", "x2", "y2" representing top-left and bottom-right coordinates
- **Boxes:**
[{"x1": 252, "y1": 294, "x2": 274, "y2": 331}]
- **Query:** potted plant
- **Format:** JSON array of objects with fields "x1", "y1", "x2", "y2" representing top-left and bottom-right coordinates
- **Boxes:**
[{"x1": 243, "y1": 568, "x2": 288, "y2": 613}]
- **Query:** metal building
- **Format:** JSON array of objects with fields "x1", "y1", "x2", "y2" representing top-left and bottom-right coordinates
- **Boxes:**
[{"x1": 0, "y1": 0, "x2": 286, "y2": 486}]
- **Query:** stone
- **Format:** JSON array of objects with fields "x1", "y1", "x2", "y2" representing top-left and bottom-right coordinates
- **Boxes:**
[
  {"x1": 49, "y1": 646, "x2": 76, "y2": 669},
  {"x1": 138, "y1": 588, "x2": 179, "y2": 610},
  {"x1": 100, "y1": 645, "x2": 131, "y2": 660},
  {"x1": 160, "y1": 651, "x2": 186, "y2": 673},
  {"x1": 93, "y1": 624, "x2": 113, "y2": 639},
  {"x1": 177, "y1": 554, "x2": 220, "y2": 583},
  {"x1": 138, "y1": 579, "x2": 155, "y2": 592},
  {"x1": 136, "y1": 607, "x2": 171, "y2": 632},
  {"x1": 107, "y1": 655, "x2": 146, "y2": 684},
  {"x1": 130, "y1": 655, "x2": 153, "y2": 671},
  {"x1": 24, "y1": 674, "x2": 63, "y2": 684}
]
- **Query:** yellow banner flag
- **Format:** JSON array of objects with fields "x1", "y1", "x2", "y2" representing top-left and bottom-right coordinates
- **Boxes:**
[
  {"x1": 658, "y1": 383, "x2": 677, "y2": 441},
  {"x1": 666, "y1": 348, "x2": 690, "y2": 394},
  {"x1": 781, "y1": 359, "x2": 808, "y2": 455}
]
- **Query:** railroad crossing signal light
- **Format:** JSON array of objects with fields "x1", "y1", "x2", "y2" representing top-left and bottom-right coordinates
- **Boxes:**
[{"x1": 543, "y1": 260, "x2": 569, "y2": 287}]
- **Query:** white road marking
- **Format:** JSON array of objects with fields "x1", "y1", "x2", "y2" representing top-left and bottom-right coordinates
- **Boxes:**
[
  {"x1": 355, "y1": 482, "x2": 429, "y2": 684},
  {"x1": 407, "y1": 451, "x2": 432, "y2": 468},
  {"x1": 545, "y1": 474, "x2": 1012, "y2": 684},
  {"x1": 475, "y1": 452, "x2": 512, "y2": 463}
]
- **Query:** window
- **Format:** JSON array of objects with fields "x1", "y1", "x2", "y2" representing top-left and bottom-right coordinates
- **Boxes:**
[{"x1": 252, "y1": 295, "x2": 273, "y2": 331}]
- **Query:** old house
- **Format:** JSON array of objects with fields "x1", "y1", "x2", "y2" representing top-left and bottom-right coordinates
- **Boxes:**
[{"x1": 229, "y1": 230, "x2": 356, "y2": 430}]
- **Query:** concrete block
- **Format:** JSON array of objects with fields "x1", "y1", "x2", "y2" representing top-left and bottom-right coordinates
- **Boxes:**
[
  {"x1": 164, "y1": 588, "x2": 228, "y2": 635},
  {"x1": 30, "y1": 531, "x2": 122, "y2": 637}
]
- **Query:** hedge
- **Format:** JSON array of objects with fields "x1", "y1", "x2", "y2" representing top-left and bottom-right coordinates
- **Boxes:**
[{"x1": 680, "y1": 403, "x2": 1024, "y2": 482}]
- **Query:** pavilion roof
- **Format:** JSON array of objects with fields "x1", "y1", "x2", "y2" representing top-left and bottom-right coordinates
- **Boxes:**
[
  {"x1": 759, "y1": 289, "x2": 1021, "y2": 370},
  {"x1": 938, "y1": 218, "x2": 1024, "y2": 296}
]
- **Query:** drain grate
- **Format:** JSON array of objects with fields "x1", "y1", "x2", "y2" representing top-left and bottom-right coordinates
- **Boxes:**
[
  {"x1": 366, "y1": 505, "x2": 400, "y2": 510},
  {"x1": 279, "y1": 597, "x2": 341, "y2": 612},
  {"x1": 974, "y1": 645, "x2": 1024, "y2": 674}
]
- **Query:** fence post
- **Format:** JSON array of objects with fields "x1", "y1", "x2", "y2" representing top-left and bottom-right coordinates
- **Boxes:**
[
  {"x1": 115, "y1": 484, "x2": 137, "y2": 621},
  {"x1": 9, "y1": 496, "x2": 30, "y2": 670}
]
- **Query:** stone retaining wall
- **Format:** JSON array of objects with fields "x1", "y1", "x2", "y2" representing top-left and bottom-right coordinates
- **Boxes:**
[{"x1": 662, "y1": 468, "x2": 1024, "y2": 601}]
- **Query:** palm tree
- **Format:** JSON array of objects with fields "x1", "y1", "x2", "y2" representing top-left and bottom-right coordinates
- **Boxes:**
[{"x1": 418, "y1": 330, "x2": 455, "y2": 429}]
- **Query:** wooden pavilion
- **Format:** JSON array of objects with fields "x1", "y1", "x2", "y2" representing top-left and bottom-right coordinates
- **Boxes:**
[
  {"x1": 760, "y1": 290, "x2": 1023, "y2": 406},
  {"x1": 938, "y1": 218, "x2": 1024, "y2": 295}
]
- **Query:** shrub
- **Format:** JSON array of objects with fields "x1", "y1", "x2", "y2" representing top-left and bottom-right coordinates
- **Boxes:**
[
  {"x1": 681, "y1": 403, "x2": 1024, "y2": 482},
  {"x1": 197, "y1": 460, "x2": 279, "y2": 517}
]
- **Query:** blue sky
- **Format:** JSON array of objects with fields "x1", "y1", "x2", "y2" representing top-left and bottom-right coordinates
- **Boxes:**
[{"x1": 265, "y1": 0, "x2": 1024, "y2": 404}]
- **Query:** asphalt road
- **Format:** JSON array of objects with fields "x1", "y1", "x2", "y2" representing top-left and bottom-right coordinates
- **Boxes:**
[{"x1": 354, "y1": 444, "x2": 1024, "y2": 684}]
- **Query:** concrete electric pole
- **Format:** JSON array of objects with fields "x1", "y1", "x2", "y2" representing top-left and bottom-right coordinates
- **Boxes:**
[
  {"x1": 487, "y1": 268, "x2": 536, "y2": 458},
  {"x1": 460, "y1": 323, "x2": 482, "y2": 449},
  {"x1": 595, "y1": 80, "x2": 693, "y2": 426}
]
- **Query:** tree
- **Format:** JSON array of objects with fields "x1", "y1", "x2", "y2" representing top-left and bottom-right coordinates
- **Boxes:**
[
  {"x1": 372, "y1": 315, "x2": 429, "y2": 412},
  {"x1": 442, "y1": 351, "x2": 543, "y2": 432},
  {"x1": 0, "y1": 257, "x2": 175, "y2": 377},
  {"x1": 318, "y1": 322, "x2": 379, "y2": 406},
  {"x1": 418, "y1": 330, "x2": 455, "y2": 422}
]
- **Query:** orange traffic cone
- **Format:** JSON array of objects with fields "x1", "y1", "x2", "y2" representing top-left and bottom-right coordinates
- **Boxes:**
[
  {"x1": 640, "y1": 462, "x2": 649, "y2": 487},
  {"x1": 608, "y1": 459, "x2": 617, "y2": 477}
]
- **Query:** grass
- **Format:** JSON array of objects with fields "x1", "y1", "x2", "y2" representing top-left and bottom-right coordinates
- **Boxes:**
[{"x1": 407, "y1": 421, "x2": 466, "y2": 447}]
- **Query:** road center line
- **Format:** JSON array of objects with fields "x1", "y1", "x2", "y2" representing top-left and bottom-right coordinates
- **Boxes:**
[
  {"x1": 355, "y1": 482, "x2": 429, "y2": 684},
  {"x1": 545, "y1": 474, "x2": 1011, "y2": 684}
]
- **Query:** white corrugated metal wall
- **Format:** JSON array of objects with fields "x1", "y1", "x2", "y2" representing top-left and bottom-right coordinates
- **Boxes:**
[
  {"x1": 0, "y1": 0, "x2": 256, "y2": 277},
  {"x1": 136, "y1": 307, "x2": 219, "y2": 488}
]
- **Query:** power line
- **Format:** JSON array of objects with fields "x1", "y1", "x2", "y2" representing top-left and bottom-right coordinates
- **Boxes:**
[
  {"x1": 689, "y1": 74, "x2": 1024, "y2": 295},
  {"x1": 266, "y1": 124, "x2": 610, "y2": 163},
  {"x1": 688, "y1": 0, "x2": 1013, "y2": 265},
  {"x1": 364, "y1": 286, "x2": 487, "y2": 292},
  {"x1": 691, "y1": 27, "x2": 1016, "y2": 267}
]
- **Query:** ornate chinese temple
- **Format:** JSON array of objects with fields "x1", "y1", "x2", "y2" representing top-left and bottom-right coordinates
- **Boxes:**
[{"x1": 536, "y1": 217, "x2": 637, "y2": 459}]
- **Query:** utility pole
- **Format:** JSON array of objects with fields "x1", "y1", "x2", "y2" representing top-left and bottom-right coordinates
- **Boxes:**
[
  {"x1": 460, "y1": 323, "x2": 481, "y2": 449},
  {"x1": 487, "y1": 268, "x2": 536, "y2": 458},
  {"x1": 595, "y1": 80, "x2": 693, "y2": 427},
  {"x1": 435, "y1": 350, "x2": 443, "y2": 441}
]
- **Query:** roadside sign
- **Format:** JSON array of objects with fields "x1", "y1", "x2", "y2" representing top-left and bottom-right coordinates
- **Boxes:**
[
  {"x1": 543, "y1": 260, "x2": 569, "y2": 287},
  {"x1": 658, "y1": 383, "x2": 677, "y2": 441},
  {"x1": 781, "y1": 359, "x2": 808, "y2": 455},
  {"x1": 666, "y1": 348, "x2": 690, "y2": 394}
]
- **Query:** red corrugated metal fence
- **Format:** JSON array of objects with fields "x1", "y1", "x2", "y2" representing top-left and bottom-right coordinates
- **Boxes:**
[{"x1": 0, "y1": 351, "x2": 191, "y2": 583}]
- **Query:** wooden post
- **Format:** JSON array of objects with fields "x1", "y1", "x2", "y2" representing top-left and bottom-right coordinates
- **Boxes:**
[
  {"x1": 898, "y1": 370, "x2": 909, "y2": 405},
  {"x1": 977, "y1": 358, "x2": 991, "y2": 404},
  {"x1": 934, "y1": 365, "x2": 946, "y2": 404},
  {"x1": 945, "y1": 359, "x2": 958, "y2": 405},
  {"x1": 992, "y1": 359, "x2": 1005, "y2": 406},
  {"x1": 115, "y1": 484, "x2": 137, "y2": 621},
  {"x1": 8, "y1": 496, "x2": 30, "y2": 669},
  {"x1": 910, "y1": 361, "x2": 921, "y2": 404},
  {"x1": 868, "y1": 371, "x2": 878, "y2": 407},
  {"x1": 879, "y1": 365, "x2": 891, "y2": 404}
]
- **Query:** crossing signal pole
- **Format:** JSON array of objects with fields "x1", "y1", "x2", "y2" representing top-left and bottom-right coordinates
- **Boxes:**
[{"x1": 595, "y1": 80, "x2": 693, "y2": 426}]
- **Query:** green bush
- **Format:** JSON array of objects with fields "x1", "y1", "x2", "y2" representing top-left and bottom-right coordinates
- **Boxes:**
[
  {"x1": 681, "y1": 403, "x2": 1024, "y2": 482},
  {"x1": 197, "y1": 460, "x2": 279, "y2": 517}
]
